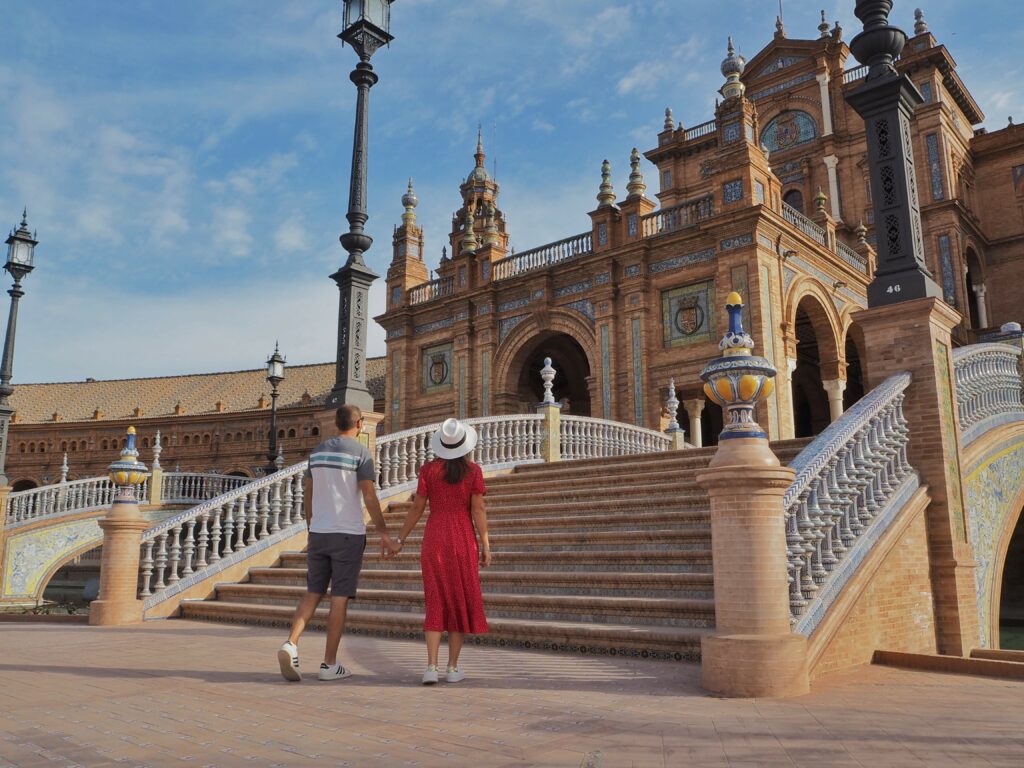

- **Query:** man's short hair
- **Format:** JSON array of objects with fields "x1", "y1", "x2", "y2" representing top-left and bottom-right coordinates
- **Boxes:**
[{"x1": 335, "y1": 405, "x2": 363, "y2": 431}]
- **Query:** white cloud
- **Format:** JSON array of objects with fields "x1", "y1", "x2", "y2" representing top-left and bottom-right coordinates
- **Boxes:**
[
  {"x1": 211, "y1": 206, "x2": 253, "y2": 259},
  {"x1": 274, "y1": 215, "x2": 310, "y2": 253}
]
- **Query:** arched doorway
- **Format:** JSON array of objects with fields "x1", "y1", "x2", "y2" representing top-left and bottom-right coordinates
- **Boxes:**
[
  {"x1": 999, "y1": 509, "x2": 1024, "y2": 649},
  {"x1": 791, "y1": 301, "x2": 831, "y2": 437},
  {"x1": 11, "y1": 479, "x2": 37, "y2": 492},
  {"x1": 965, "y1": 247, "x2": 985, "y2": 329},
  {"x1": 843, "y1": 329, "x2": 866, "y2": 411},
  {"x1": 783, "y1": 189, "x2": 805, "y2": 215},
  {"x1": 513, "y1": 332, "x2": 592, "y2": 416}
]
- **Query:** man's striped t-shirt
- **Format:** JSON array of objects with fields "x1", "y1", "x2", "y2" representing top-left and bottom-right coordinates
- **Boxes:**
[{"x1": 306, "y1": 436, "x2": 375, "y2": 534}]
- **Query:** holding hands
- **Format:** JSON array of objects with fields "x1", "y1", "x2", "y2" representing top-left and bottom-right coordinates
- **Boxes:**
[{"x1": 380, "y1": 532, "x2": 403, "y2": 560}]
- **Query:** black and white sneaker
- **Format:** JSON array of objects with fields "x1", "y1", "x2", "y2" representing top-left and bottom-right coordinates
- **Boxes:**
[
  {"x1": 318, "y1": 663, "x2": 353, "y2": 681},
  {"x1": 278, "y1": 641, "x2": 301, "y2": 682}
]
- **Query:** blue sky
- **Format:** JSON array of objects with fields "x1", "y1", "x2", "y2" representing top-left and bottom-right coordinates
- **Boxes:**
[{"x1": 1, "y1": 0, "x2": 1019, "y2": 383}]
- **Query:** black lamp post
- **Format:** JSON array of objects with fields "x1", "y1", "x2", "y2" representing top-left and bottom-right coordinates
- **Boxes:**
[
  {"x1": 265, "y1": 345, "x2": 286, "y2": 473},
  {"x1": 0, "y1": 210, "x2": 37, "y2": 487},
  {"x1": 845, "y1": 0, "x2": 942, "y2": 307},
  {"x1": 325, "y1": 0, "x2": 394, "y2": 413}
]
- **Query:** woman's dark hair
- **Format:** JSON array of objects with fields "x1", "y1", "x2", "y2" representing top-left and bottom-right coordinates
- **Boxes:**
[{"x1": 443, "y1": 455, "x2": 468, "y2": 485}]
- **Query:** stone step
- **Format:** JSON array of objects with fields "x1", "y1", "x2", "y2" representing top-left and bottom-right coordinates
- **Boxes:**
[
  {"x1": 361, "y1": 527, "x2": 710, "y2": 553},
  {"x1": 180, "y1": 600, "x2": 707, "y2": 659},
  {"x1": 438, "y1": 508, "x2": 710, "y2": 533},
  {"x1": 250, "y1": 567, "x2": 715, "y2": 598},
  {"x1": 386, "y1": 496, "x2": 711, "y2": 520},
  {"x1": 279, "y1": 549, "x2": 713, "y2": 573},
  {"x1": 210, "y1": 583, "x2": 714, "y2": 628},
  {"x1": 475, "y1": 475, "x2": 707, "y2": 498}
]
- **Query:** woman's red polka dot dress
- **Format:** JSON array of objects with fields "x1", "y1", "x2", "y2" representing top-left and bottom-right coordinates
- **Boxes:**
[{"x1": 416, "y1": 459, "x2": 489, "y2": 634}]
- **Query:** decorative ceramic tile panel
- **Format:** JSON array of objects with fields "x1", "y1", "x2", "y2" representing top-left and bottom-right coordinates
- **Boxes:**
[
  {"x1": 926, "y1": 133, "x2": 944, "y2": 201},
  {"x1": 750, "y1": 73, "x2": 815, "y2": 101},
  {"x1": 554, "y1": 280, "x2": 592, "y2": 298},
  {"x1": 720, "y1": 234, "x2": 753, "y2": 251},
  {"x1": 454, "y1": 310, "x2": 468, "y2": 321},
  {"x1": 481, "y1": 351, "x2": 491, "y2": 416},
  {"x1": 413, "y1": 317, "x2": 453, "y2": 336},
  {"x1": 391, "y1": 352, "x2": 401, "y2": 414},
  {"x1": 937, "y1": 234, "x2": 957, "y2": 306},
  {"x1": 498, "y1": 297, "x2": 529, "y2": 313},
  {"x1": 755, "y1": 180, "x2": 766, "y2": 204},
  {"x1": 499, "y1": 314, "x2": 529, "y2": 342},
  {"x1": 723, "y1": 179, "x2": 743, "y2": 203},
  {"x1": 481, "y1": 259, "x2": 491, "y2": 281},
  {"x1": 595, "y1": 272, "x2": 611, "y2": 285},
  {"x1": 760, "y1": 110, "x2": 819, "y2": 153},
  {"x1": 3, "y1": 519, "x2": 103, "y2": 598},
  {"x1": 422, "y1": 342, "x2": 453, "y2": 393},
  {"x1": 756, "y1": 55, "x2": 807, "y2": 77},
  {"x1": 478, "y1": 303, "x2": 492, "y2": 315},
  {"x1": 390, "y1": 285, "x2": 401, "y2": 306},
  {"x1": 631, "y1": 318, "x2": 644, "y2": 425},
  {"x1": 662, "y1": 280, "x2": 714, "y2": 348},
  {"x1": 936, "y1": 341, "x2": 967, "y2": 541},
  {"x1": 598, "y1": 222, "x2": 608, "y2": 246},
  {"x1": 760, "y1": 264, "x2": 780, "y2": 438},
  {"x1": 722, "y1": 122, "x2": 741, "y2": 143},
  {"x1": 648, "y1": 248, "x2": 716, "y2": 275},
  {"x1": 624, "y1": 264, "x2": 642, "y2": 278},
  {"x1": 919, "y1": 81, "x2": 933, "y2": 103},
  {"x1": 564, "y1": 300, "x2": 595, "y2": 321},
  {"x1": 458, "y1": 355, "x2": 466, "y2": 418},
  {"x1": 386, "y1": 328, "x2": 405, "y2": 339},
  {"x1": 628, "y1": 213, "x2": 638, "y2": 237},
  {"x1": 758, "y1": 234, "x2": 775, "y2": 250},
  {"x1": 600, "y1": 325, "x2": 611, "y2": 417}
]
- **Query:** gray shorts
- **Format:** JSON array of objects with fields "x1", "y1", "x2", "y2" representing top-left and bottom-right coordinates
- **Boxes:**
[{"x1": 306, "y1": 532, "x2": 367, "y2": 598}]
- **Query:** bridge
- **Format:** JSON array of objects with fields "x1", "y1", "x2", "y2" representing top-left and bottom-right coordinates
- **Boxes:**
[{"x1": 3, "y1": 307, "x2": 1023, "y2": 696}]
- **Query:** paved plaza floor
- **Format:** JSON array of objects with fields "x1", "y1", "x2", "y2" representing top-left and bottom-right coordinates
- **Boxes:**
[{"x1": 0, "y1": 620, "x2": 1022, "y2": 767}]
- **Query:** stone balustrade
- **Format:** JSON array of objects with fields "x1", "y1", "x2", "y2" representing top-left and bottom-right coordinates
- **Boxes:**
[
  {"x1": 4, "y1": 476, "x2": 148, "y2": 527},
  {"x1": 781, "y1": 202, "x2": 827, "y2": 246},
  {"x1": 835, "y1": 240, "x2": 868, "y2": 273},
  {"x1": 683, "y1": 119, "x2": 717, "y2": 141},
  {"x1": 160, "y1": 473, "x2": 252, "y2": 504},
  {"x1": 560, "y1": 416, "x2": 671, "y2": 459},
  {"x1": 952, "y1": 343, "x2": 1024, "y2": 445},
  {"x1": 641, "y1": 195, "x2": 714, "y2": 238},
  {"x1": 139, "y1": 465, "x2": 306, "y2": 602},
  {"x1": 408, "y1": 275, "x2": 454, "y2": 306},
  {"x1": 491, "y1": 232, "x2": 592, "y2": 281},
  {"x1": 782, "y1": 371, "x2": 919, "y2": 634}
]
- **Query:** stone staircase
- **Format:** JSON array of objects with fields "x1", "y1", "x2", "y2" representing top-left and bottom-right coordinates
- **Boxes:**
[{"x1": 181, "y1": 439, "x2": 809, "y2": 660}]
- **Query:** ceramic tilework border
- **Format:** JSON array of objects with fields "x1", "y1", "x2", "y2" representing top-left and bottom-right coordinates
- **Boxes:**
[
  {"x1": 926, "y1": 133, "x2": 944, "y2": 201},
  {"x1": 564, "y1": 300, "x2": 595, "y2": 322},
  {"x1": 554, "y1": 280, "x2": 592, "y2": 298},
  {"x1": 720, "y1": 234, "x2": 753, "y2": 251},
  {"x1": 964, "y1": 436, "x2": 1024, "y2": 647},
  {"x1": 648, "y1": 248, "x2": 716, "y2": 275},
  {"x1": 595, "y1": 273, "x2": 611, "y2": 285},
  {"x1": 938, "y1": 234, "x2": 957, "y2": 307},
  {"x1": 936, "y1": 341, "x2": 967, "y2": 541},
  {"x1": 481, "y1": 351, "x2": 491, "y2": 417},
  {"x1": 600, "y1": 325, "x2": 611, "y2": 418},
  {"x1": 631, "y1": 318, "x2": 643, "y2": 425},
  {"x1": 498, "y1": 297, "x2": 529, "y2": 313},
  {"x1": 3, "y1": 518, "x2": 103, "y2": 598},
  {"x1": 499, "y1": 314, "x2": 529, "y2": 342},
  {"x1": 413, "y1": 317, "x2": 454, "y2": 336},
  {"x1": 760, "y1": 264, "x2": 780, "y2": 438}
]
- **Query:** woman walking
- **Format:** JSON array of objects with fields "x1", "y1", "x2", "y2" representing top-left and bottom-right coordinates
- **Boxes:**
[{"x1": 391, "y1": 418, "x2": 490, "y2": 684}]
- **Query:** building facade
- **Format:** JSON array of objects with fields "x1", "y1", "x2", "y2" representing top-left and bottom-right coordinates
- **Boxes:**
[{"x1": 378, "y1": 11, "x2": 1020, "y2": 445}]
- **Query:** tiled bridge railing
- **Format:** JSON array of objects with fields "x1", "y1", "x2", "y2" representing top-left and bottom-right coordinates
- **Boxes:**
[
  {"x1": 138, "y1": 413, "x2": 676, "y2": 611},
  {"x1": 783, "y1": 371, "x2": 919, "y2": 635},
  {"x1": 2, "y1": 472, "x2": 246, "y2": 529},
  {"x1": 953, "y1": 342, "x2": 1024, "y2": 446}
]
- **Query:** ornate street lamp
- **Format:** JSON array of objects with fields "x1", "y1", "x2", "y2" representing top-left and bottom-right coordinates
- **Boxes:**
[
  {"x1": 265, "y1": 344, "x2": 286, "y2": 474},
  {"x1": 325, "y1": 0, "x2": 394, "y2": 413},
  {"x1": 0, "y1": 209, "x2": 37, "y2": 486}
]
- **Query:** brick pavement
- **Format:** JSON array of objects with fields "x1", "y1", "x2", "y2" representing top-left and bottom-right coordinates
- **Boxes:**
[{"x1": 0, "y1": 620, "x2": 1022, "y2": 767}]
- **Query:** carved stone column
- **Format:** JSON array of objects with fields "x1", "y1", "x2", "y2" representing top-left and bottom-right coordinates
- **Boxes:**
[
  {"x1": 822, "y1": 378, "x2": 847, "y2": 422},
  {"x1": 683, "y1": 399, "x2": 705, "y2": 448}
]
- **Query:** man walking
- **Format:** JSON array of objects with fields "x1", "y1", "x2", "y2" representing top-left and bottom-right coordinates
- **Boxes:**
[{"x1": 277, "y1": 404, "x2": 395, "y2": 681}]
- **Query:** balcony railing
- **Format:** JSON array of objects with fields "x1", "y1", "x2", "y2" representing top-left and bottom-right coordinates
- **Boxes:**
[
  {"x1": 683, "y1": 119, "x2": 717, "y2": 141},
  {"x1": 781, "y1": 202, "x2": 827, "y2": 246},
  {"x1": 492, "y1": 232, "x2": 592, "y2": 282},
  {"x1": 408, "y1": 276, "x2": 454, "y2": 306},
  {"x1": 836, "y1": 240, "x2": 868, "y2": 272},
  {"x1": 641, "y1": 195, "x2": 714, "y2": 238},
  {"x1": 842, "y1": 64, "x2": 869, "y2": 84}
]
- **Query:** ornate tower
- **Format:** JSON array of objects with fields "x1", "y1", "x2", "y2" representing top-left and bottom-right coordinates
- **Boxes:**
[{"x1": 386, "y1": 179, "x2": 428, "y2": 309}]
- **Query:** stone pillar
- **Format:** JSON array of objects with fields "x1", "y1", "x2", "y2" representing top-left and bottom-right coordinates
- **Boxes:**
[
  {"x1": 536, "y1": 402, "x2": 562, "y2": 463},
  {"x1": 853, "y1": 297, "x2": 980, "y2": 655},
  {"x1": 89, "y1": 495, "x2": 149, "y2": 626},
  {"x1": 823, "y1": 155, "x2": 841, "y2": 220},
  {"x1": 148, "y1": 467, "x2": 163, "y2": 507},
  {"x1": 698, "y1": 459, "x2": 808, "y2": 697},
  {"x1": 821, "y1": 378, "x2": 847, "y2": 422},
  {"x1": 972, "y1": 284, "x2": 989, "y2": 328},
  {"x1": 683, "y1": 399, "x2": 705, "y2": 448},
  {"x1": 817, "y1": 72, "x2": 834, "y2": 135}
]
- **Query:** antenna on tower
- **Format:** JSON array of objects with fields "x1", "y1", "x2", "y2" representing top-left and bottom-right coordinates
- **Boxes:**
[{"x1": 492, "y1": 121, "x2": 498, "y2": 182}]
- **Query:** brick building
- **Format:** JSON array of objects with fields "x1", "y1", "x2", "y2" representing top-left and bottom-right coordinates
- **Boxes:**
[
  {"x1": 378, "y1": 12, "x2": 1020, "y2": 446},
  {"x1": 5, "y1": 360, "x2": 385, "y2": 490}
]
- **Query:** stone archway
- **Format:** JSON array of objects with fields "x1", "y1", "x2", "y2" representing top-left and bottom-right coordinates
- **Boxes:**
[
  {"x1": 965, "y1": 247, "x2": 986, "y2": 329},
  {"x1": 999, "y1": 509, "x2": 1024, "y2": 649},
  {"x1": 509, "y1": 332, "x2": 593, "y2": 416},
  {"x1": 842, "y1": 322, "x2": 866, "y2": 411},
  {"x1": 791, "y1": 300, "x2": 832, "y2": 437}
]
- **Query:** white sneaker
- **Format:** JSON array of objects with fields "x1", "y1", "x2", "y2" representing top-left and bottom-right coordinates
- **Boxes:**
[
  {"x1": 278, "y1": 641, "x2": 301, "y2": 682},
  {"x1": 422, "y1": 665, "x2": 439, "y2": 685},
  {"x1": 446, "y1": 666, "x2": 465, "y2": 683},
  {"x1": 318, "y1": 663, "x2": 353, "y2": 681}
]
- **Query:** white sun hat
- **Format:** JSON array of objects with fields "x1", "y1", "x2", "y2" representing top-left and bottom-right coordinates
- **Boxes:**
[{"x1": 430, "y1": 418, "x2": 478, "y2": 460}]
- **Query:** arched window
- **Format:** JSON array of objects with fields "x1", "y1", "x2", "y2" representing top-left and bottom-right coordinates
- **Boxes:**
[
  {"x1": 783, "y1": 189, "x2": 805, "y2": 215},
  {"x1": 311, "y1": 426, "x2": 320, "y2": 437},
  {"x1": 142, "y1": 437, "x2": 149, "y2": 448},
  {"x1": 61, "y1": 441, "x2": 67, "y2": 451},
  {"x1": 287, "y1": 428, "x2": 297, "y2": 439},
  {"x1": 236, "y1": 432, "x2": 243, "y2": 441},
  {"x1": 101, "y1": 440, "x2": 108, "y2": 450},
  {"x1": 245, "y1": 431, "x2": 253, "y2": 441},
  {"x1": 224, "y1": 433, "x2": 232, "y2": 443},
  {"x1": 19, "y1": 443, "x2": 26, "y2": 453},
  {"x1": 760, "y1": 110, "x2": 818, "y2": 154},
  {"x1": 183, "y1": 435, "x2": 190, "y2": 446},
  {"x1": 203, "y1": 434, "x2": 211, "y2": 445},
  {"x1": 39, "y1": 443, "x2": 46, "y2": 453},
  {"x1": 277, "y1": 429, "x2": 285, "y2": 439},
  {"x1": 70, "y1": 441, "x2": 77, "y2": 452}
]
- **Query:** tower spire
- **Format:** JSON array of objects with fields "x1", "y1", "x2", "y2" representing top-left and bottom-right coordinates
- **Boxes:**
[
  {"x1": 819, "y1": 10, "x2": 830, "y2": 38},
  {"x1": 596, "y1": 160, "x2": 616, "y2": 207},
  {"x1": 626, "y1": 148, "x2": 646, "y2": 198},
  {"x1": 401, "y1": 178, "x2": 418, "y2": 226},
  {"x1": 475, "y1": 124, "x2": 485, "y2": 168}
]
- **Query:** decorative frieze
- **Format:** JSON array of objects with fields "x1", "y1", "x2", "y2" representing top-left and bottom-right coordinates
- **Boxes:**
[
  {"x1": 720, "y1": 234, "x2": 753, "y2": 251},
  {"x1": 454, "y1": 310, "x2": 468, "y2": 321},
  {"x1": 926, "y1": 133, "x2": 944, "y2": 202},
  {"x1": 498, "y1": 297, "x2": 529, "y2": 313},
  {"x1": 413, "y1": 317, "x2": 453, "y2": 336},
  {"x1": 554, "y1": 280, "x2": 592, "y2": 299},
  {"x1": 648, "y1": 248, "x2": 716, "y2": 275},
  {"x1": 624, "y1": 264, "x2": 642, "y2": 278},
  {"x1": 749, "y1": 73, "x2": 815, "y2": 101},
  {"x1": 595, "y1": 272, "x2": 611, "y2": 285},
  {"x1": 937, "y1": 234, "x2": 957, "y2": 306},
  {"x1": 499, "y1": 314, "x2": 529, "y2": 341},
  {"x1": 564, "y1": 299, "x2": 595, "y2": 321},
  {"x1": 386, "y1": 328, "x2": 405, "y2": 340}
]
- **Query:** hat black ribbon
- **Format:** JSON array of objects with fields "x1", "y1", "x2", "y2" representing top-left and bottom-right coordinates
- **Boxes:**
[{"x1": 440, "y1": 433, "x2": 466, "y2": 450}]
